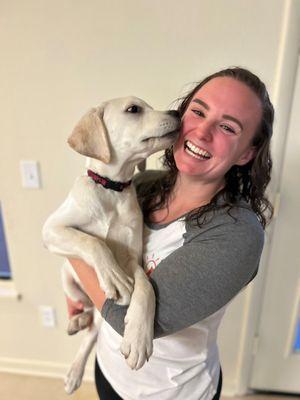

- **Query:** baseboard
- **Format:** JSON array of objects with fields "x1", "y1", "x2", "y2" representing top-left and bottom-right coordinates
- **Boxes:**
[
  {"x1": 221, "y1": 379, "x2": 239, "y2": 397},
  {"x1": 0, "y1": 357, "x2": 94, "y2": 382}
]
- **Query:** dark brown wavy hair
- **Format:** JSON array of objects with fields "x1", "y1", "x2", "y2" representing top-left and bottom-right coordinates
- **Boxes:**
[{"x1": 140, "y1": 67, "x2": 274, "y2": 229}]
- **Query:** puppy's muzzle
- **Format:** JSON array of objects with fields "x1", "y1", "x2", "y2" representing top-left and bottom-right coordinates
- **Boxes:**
[{"x1": 142, "y1": 110, "x2": 181, "y2": 142}]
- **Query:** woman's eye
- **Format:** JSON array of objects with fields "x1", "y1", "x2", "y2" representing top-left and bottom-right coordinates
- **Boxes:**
[
  {"x1": 126, "y1": 105, "x2": 141, "y2": 113},
  {"x1": 220, "y1": 124, "x2": 236, "y2": 134},
  {"x1": 192, "y1": 109, "x2": 205, "y2": 117}
]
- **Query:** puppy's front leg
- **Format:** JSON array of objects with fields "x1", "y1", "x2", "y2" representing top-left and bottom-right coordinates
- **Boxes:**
[
  {"x1": 43, "y1": 225, "x2": 133, "y2": 304},
  {"x1": 64, "y1": 311, "x2": 101, "y2": 394},
  {"x1": 121, "y1": 268, "x2": 155, "y2": 370},
  {"x1": 114, "y1": 222, "x2": 155, "y2": 370}
]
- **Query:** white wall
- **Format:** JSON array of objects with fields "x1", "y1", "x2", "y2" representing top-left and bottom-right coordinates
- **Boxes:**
[{"x1": 0, "y1": 0, "x2": 297, "y2": 395}]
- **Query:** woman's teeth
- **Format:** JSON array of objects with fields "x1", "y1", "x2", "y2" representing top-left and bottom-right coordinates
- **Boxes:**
[{"x1": 184, "y1": 140, "x2": 211, "y2": 160}]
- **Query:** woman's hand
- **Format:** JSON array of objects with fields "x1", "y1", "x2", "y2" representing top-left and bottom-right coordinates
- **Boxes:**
[
  {"x1": 66, "y1": 296, "x2": 84, "y2": 318},
  {"x1": 68, "y1": 258, "x2": 107, "y2": 311}
]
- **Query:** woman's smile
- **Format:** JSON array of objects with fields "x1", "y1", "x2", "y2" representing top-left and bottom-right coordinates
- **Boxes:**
[{"x1": 184, "y1": 140, "x2": 212, "y2": 160}]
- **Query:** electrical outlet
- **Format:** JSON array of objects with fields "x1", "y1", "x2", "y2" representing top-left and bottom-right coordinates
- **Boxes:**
[{"x1": 39, "y1": 306, "x2": 56, "y2": 328}]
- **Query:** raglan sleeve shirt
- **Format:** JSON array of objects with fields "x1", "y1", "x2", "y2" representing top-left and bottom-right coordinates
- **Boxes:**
[{"x1": 101, "y1": 172, "x2": 265, "y2": 339}]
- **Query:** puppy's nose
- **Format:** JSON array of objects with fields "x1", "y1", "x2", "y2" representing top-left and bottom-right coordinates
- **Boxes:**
[{"x1": 167, "y1": 110, "x2": 180, "y2": 118}]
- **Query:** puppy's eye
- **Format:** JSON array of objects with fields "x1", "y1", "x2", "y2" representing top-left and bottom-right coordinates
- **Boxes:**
[{"x1": 126, "y1": 105, "x2": 142, "y2": 113}]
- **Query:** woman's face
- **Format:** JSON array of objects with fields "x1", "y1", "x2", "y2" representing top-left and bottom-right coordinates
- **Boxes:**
[{"x1": 173, "y1": 77, "x2": 262, "y2": 184}]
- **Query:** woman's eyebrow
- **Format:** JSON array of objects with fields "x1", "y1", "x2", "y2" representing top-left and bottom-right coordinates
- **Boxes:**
[
  {"x1": 192, "y1": 98, "x2": 209, "y2": 110},
  {"x1": 192, "y1": 98, "x2": 244, "y2": 131}
]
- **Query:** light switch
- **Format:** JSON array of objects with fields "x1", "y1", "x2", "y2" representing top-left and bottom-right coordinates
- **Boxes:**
[
  {"x1": 20, "y1": 160, "x2": 41, "y2": 188},
  {"x1": 39, "y1": 305, "x2": 56, "y2": 328}
]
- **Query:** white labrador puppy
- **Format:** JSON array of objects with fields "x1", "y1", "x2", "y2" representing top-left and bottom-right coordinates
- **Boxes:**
[{"x1": 42, "y1": 96, "x2": 180, "y2": 394}]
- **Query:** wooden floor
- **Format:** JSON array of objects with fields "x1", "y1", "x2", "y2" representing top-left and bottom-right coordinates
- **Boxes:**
[
  {"x1": 0, "y1": 372, "x2": 97, "y2": 400},
  {"x1": 0, "y1": 371, "x2": 298, "y2": 400}
]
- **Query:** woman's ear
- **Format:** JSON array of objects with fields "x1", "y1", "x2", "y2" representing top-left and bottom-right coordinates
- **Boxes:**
[{"x1": 235, "y1": 146, "x2": 257, "y2": 166}]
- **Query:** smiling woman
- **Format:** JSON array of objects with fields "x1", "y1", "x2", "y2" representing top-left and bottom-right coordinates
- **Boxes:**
[
  {"x1": 144, "y1": 68, "x2": 274, "y2": 228},
  {"x1": 67, "y1": 67, "x2": 274, "y2": 400}
]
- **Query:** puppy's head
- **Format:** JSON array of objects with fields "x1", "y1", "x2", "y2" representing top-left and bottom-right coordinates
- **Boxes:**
[{"x1": 68, "y1": 96, "x2": 180, "y2": 166}]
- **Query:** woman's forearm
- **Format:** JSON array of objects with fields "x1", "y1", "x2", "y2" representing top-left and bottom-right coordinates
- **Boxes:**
[{"x1": 68, "y1": 258, "x2": 106, "y2": 310}]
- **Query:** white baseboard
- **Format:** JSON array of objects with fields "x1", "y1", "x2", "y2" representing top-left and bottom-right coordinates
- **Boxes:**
[
  {"x1": 221, "y1": 379, "x2": 239, "y2": 397},
  {"x1": 0, "y1": 357, "x2": 94, "y2": 382}
]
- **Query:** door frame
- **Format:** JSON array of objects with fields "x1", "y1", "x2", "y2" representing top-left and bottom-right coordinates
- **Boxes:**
[{"x1": 237, "y1": 0, "x2": 300, "y2": 394}]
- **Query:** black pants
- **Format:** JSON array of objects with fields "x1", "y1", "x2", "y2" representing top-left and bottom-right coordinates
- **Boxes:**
[{"x1": 95, "y1": 358, "x2": 223, "y2": 400}]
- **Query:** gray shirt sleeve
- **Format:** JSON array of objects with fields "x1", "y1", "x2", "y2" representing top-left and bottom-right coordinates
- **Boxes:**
[{"x1": 101, "y1": 205, "x2": 264, "y2": 338}]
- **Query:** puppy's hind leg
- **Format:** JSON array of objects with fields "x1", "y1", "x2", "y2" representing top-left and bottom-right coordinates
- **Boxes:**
[
  {"x1": 67, "y1": 308, "x2": 94, "y2": 335},
  {"x1": 64, "y1": 312, "x2": 101, "y2": 394}
]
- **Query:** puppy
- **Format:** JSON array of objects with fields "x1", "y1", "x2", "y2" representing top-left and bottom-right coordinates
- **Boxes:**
[{"x1": 42, "y1": 96, "x2": 180, "y2": 393}]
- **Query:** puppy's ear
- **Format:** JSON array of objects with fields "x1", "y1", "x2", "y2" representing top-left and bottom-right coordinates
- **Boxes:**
[{"x1": 67, "y1": 105, "x2": 111, "y2": 163}]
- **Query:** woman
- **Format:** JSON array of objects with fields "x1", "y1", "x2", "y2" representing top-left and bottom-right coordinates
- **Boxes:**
[{"x1": 68, "y1": 67, "x2": 274, "y2": 399}]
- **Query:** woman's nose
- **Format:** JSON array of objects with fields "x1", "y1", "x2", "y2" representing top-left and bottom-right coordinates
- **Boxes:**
[{"x1": 195, "y1": 121, "x2": 214, "y2": 141}]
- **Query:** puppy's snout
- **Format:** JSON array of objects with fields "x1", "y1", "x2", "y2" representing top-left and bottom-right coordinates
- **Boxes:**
[{"x1": 167, "y1": 110, "x2": 180, "y2": 118}]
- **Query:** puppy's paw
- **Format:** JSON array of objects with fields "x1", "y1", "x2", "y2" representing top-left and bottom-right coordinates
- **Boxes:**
[
  {"x1": 120, "y1": 312, "x2": 153, "y2": 370},
  {"x1": 67, "y1": 311, "x2": 93, "y2": 335},
  {"x1": 121, "y1": 328, "x2": 153, "y2": 370},
  {"x1": 64, "y1": 362, "x2": 84, "y2": 394},
  {"x1": 99, "y1": 267, "x2": 134, "y2": 305}
]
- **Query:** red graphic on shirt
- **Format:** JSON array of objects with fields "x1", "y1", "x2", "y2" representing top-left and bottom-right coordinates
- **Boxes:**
[{"x1": 144, "y1": 254, "x2": 160, "y2": 276}]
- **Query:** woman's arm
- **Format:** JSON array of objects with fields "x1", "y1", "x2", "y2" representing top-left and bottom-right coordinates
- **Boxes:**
[
  {"x1": 68, "y1": 258, "x2": 107, "y2": 310},
  {"x1": 102, "y1": 208, "x2": 265, "y2": 338}
]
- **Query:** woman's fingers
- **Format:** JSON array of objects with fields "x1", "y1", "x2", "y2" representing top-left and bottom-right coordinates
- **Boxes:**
[{"x1": 66, "y1": 296, "x2": 84, "y2": 318}]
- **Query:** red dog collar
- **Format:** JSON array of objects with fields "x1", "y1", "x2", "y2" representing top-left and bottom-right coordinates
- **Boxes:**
[{"x1": 87, "y1": 170, "x2": 132, "y2": 192}]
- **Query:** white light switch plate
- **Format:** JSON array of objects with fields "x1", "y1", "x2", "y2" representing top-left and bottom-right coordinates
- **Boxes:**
[
  {"x1": 39, "y1": 305, "x2": 56, "y2": 328},
  {"x1": 20, "y1": 160, "x2": 41, "y2": 188}
]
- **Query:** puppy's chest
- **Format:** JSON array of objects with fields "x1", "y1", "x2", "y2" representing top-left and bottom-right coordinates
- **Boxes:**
[{"x1": 75, "y1": 182, "x2": 140, "y2": 240}]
